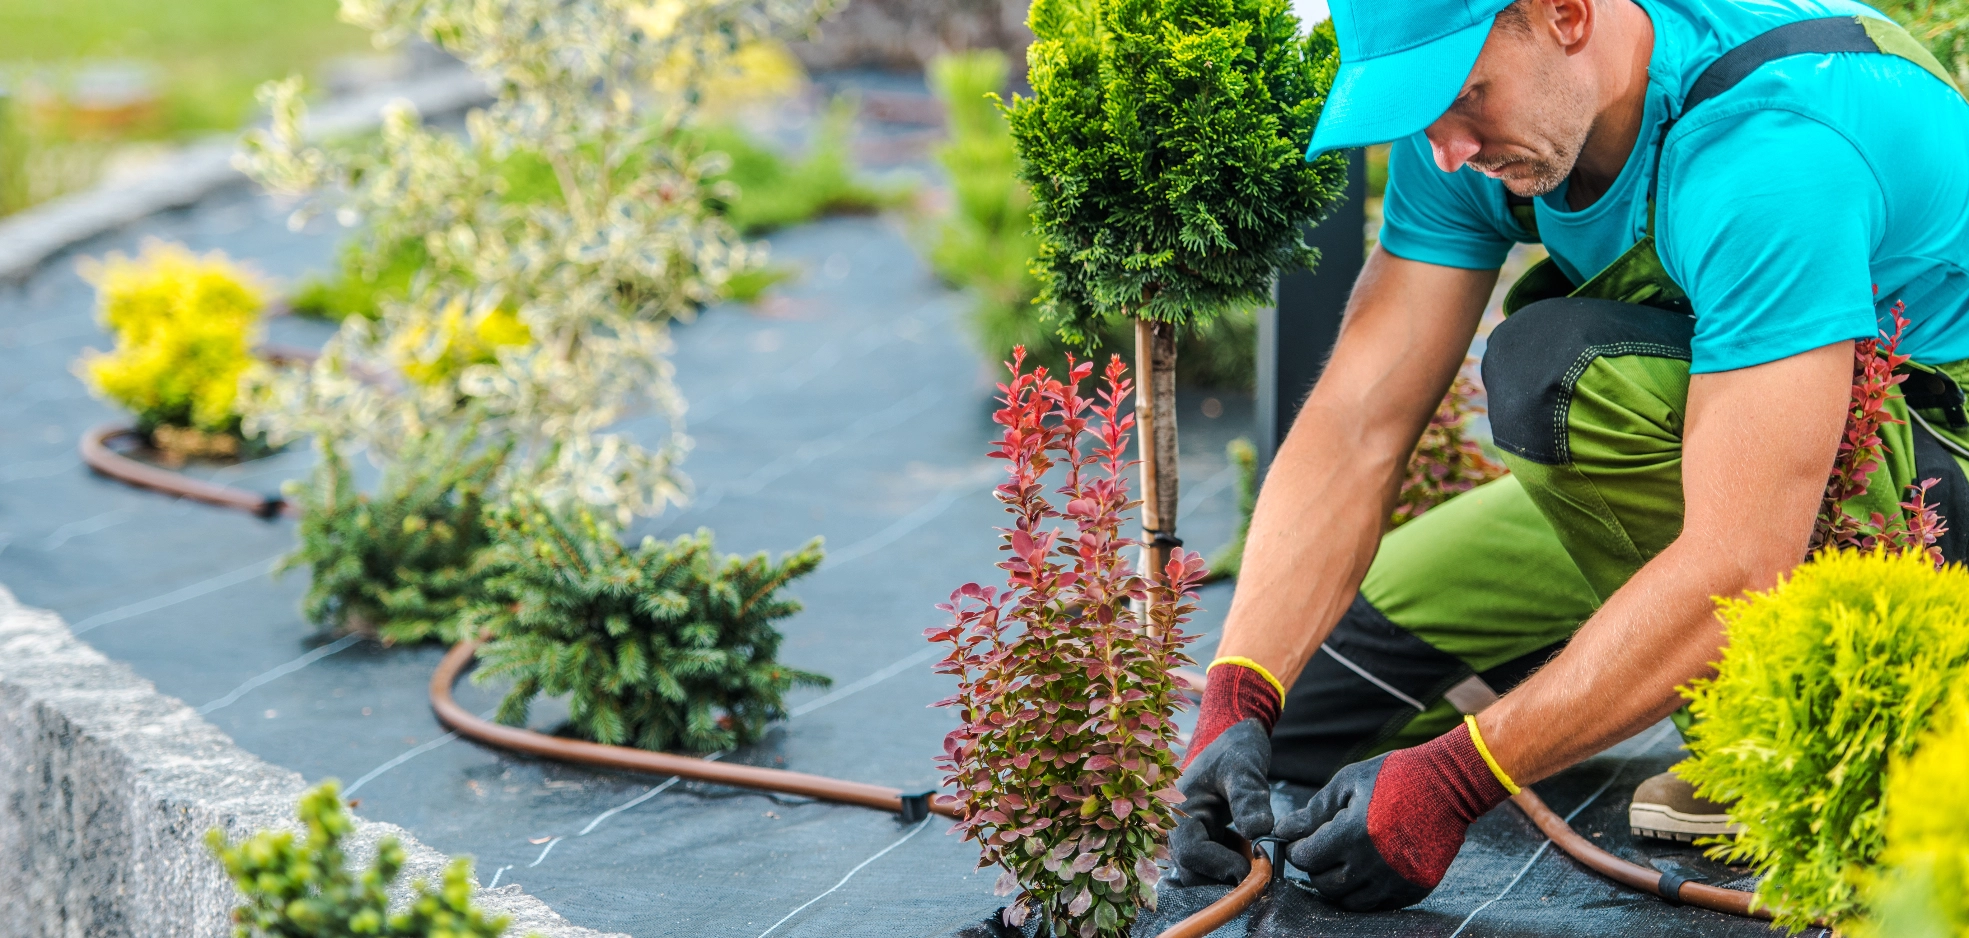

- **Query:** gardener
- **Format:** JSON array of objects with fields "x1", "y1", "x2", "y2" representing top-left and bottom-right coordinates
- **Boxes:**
[{"x1": 1171, "y1": 0, "x2": 1969, "y2": 911}]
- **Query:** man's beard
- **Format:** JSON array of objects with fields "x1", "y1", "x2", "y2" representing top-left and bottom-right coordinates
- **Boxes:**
[{"x1": 1468, "y1": 66, "x2": 1594, "y2": 198}]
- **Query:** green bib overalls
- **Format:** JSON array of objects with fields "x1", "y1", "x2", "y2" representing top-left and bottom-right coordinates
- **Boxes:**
[{"x1": 1267, "y1": 16, "x2": 1969, "y2": 787}]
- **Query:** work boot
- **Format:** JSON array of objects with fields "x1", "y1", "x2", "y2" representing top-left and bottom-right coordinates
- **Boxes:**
[{"x1": 1628, "y1": 769, "x2": 1742, "y2": 842}]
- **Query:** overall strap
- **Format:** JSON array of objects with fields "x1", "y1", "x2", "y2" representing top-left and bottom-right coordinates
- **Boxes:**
[{"x1": 1653, "y1": 15, "x2": 1962, "y2": 198}]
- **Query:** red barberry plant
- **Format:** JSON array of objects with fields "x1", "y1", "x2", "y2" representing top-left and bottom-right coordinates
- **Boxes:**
[
  {"x1": 1811, "y1": 302, "x2": 1949, "y2": 566},
  {"x1": 930, "y1": 349, "x2": 1202, "y2": 938},
  {"x1": 1391, "y1": 372, "x2": 1506, "y2": 527}
]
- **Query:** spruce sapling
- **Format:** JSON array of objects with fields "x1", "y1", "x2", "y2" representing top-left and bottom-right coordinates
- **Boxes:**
[
  {"x1": 279, "y1": 426, "x2": 508, "y2": 644},
  {"x1": 467, "y1": 501, "x2": 826, "y2": 754}
]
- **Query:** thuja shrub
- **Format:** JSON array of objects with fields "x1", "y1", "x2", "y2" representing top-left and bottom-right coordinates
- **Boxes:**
[
  {"x1": 1679, "y1": 549, "x2": 1969, "y2": 932},
  {"x1": 75, "y1": 239, "x2": 264, "y2": 447},
  {"x1": 1391, "y1": 375, "x2": 1506, "y2": 527},
  {"x1": 1856, "y1": 694, "x2": 1969, "y2": 938},
  {"x1": 280, "y1": 427, "x2": 509, "y2": 644},
  {"x1": 207, "y1": 781, "x2": 510, "y2": 938},
  {"x1": 468, "y1": 501, "x2": 827, "y2": 754},
  {"x1": 931, "y1": 352, "x2": 1201, "y2": 938}
]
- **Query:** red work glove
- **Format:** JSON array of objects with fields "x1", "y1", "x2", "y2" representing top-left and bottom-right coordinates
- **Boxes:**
[
  {"x1": 1274, "y1": 717, "x2": 1514, "y2": 910},
  {"x1": 1170, "y1": 659, "x2": 1285, "y2": 884},
  {"x1": 1182, "y1": 658, "x2": 1283, "y2": 769}
]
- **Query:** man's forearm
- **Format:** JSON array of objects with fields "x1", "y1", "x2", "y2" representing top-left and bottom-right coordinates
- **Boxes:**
[
  {"x1": 1477, "y1": 342, "x2": 1853, "y2": 786},
  {"x1": 1212, "y1": 250, "x2": 1498, "y2": 688}
]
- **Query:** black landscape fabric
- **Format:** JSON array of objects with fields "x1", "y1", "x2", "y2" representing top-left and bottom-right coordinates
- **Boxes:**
[{"x1": 0, "y1": 184, "x2": 1805, "y2": 937}]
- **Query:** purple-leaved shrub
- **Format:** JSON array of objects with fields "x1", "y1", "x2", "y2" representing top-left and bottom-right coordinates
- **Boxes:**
[{"x1": 930, "y1": 350, "x2": 1202, "y2": 938}]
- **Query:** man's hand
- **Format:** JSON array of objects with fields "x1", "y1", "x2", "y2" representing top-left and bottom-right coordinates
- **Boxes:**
[
  {"x1": 1170, "y1": 660, "x2": 1284, "y2": 884},
  {"x1": 1275, "y1": 720, "x2": 1509, "y2": 910},
  {"x1": 1171, "y1": 720, "x2": 1275, "y2": 883}
]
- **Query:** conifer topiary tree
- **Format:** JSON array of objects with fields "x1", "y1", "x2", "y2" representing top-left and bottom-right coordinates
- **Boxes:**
[
  {"x1": 207, "y1": 781, "x2": 509, "y2": 938},
  {"x1": 466, "y1": 501, "x2": 827, "y2": 754},
  {"x1": 279, "y1": 426, "x2": 509, "y2": 644},
  {"x1": 1005, "y1": 0, "x2": 1347, "y2": 571}
]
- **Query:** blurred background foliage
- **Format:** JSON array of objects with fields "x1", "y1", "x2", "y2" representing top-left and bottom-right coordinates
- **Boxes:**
[{"x1": 0, "y1": 0, "x2": 366, "y2": 211}]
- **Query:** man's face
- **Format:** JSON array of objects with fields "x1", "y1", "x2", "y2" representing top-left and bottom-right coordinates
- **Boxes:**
[{"x1": 1424, "y1": 15, "x2": 1596, "y2": 197}]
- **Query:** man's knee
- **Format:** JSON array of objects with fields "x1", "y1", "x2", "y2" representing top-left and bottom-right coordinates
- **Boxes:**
[{"x1": 1482, "y1": 298, "x2": 1694, "y2": 466}]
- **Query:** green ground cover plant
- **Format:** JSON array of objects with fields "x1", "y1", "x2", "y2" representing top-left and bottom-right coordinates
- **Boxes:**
[
  {"x1": 925, "y1": 49, "x2": 1257, "y2": 390},
  {"x1": 207, "y1": 781, "x2": 510, "y2": 938},
  {"x1": 280, "y1": 427, "x2": 508, "y2": 644},
  {"x1": 467, "y1": 501, "x2": 827, "y2": 754},
  {"x1": 1678, "y1": 549, "x2": 1969, "y2": 932},
  {"x1": 75, "y1": 239, "x2": 266, "y2": 460},
  {"x1": 1857, "y1": 693, "x2": 1969, "y2": 938},
  {"x1": 931, "y1": 352, "x2": 1201, "y2": 938}
]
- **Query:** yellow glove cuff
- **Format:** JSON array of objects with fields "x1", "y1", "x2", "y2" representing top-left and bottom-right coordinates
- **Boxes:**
[
  {"x1": 1207, "y1": 656, "x2": 1287, "y2": 708},
  {"x1": 1464, "y1": 714, "x2": 1521, "y2": 795}
]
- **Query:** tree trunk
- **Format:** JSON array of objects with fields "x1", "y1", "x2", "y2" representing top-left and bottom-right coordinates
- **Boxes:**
[{"x1": 1135, "y1": 318, "x2": 1180, "y2": 586}]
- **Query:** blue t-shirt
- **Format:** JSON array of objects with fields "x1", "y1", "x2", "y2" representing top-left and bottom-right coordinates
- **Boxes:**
[{"x1": 1379, "y1": 0, "x2": 1969, "y2": 374}]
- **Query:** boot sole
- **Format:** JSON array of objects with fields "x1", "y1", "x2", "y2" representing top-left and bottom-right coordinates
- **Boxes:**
[{"x1": 1628, "y1": 803, "x2": 1742, "y2": 842}]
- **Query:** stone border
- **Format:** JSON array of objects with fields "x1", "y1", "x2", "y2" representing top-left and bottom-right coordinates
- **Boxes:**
[
  {"x1": 0, "y1": 584, "x2": 622, "y2": 938},
  {"x1": 0, "y1": 66, "x2": 493, "y2": 283}
]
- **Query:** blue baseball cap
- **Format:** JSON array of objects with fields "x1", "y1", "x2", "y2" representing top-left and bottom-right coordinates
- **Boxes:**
[{"x1": 1306, "y1": 0, "x2": 1517, "y2": 159}]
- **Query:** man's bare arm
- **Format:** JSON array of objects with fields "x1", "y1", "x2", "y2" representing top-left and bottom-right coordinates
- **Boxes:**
[
  {"x1": 1480, "y1": 340, "x2": 1853, "y2": 784},
  {"x1": 1211, "y1": 247, "x2": 1497, "y2": 688}
]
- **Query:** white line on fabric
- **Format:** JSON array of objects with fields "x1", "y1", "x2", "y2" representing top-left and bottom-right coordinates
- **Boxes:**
[
  {"x1": 486, "y1": 865, "x2": 512, "y2": 889},
  {"x1": 788, "y1": 648, "x2": 938, "y2": 718},
  {"x1": 575, "y1": 752, "x2": 726, "y2": 837},
  {"x1": 686, "y1": 386, "x2": 944, "y2": 516},
  {"x1": 754, "y1": 817, "x2": 931, "y2": 938},
  {"x1": 71, "y1": 555, "x2": 280, "y2": 634},
  {"x1": 527, "y1": 837, "x2": 563, "y2": 867},
  {"x1": 1319, "y1": 643, "x2": 1428, "y2": 712},
  {"x1": 344, "y1": 733, "x2": 459, "y2": 796},
  {"x1": 824, "y1": 468, "x2": 995, "y2": 569},
  {"x1": 341, "y1": 706, "x2": 497, "y2": 797},
  {"x1": 1445, "y1": 722, "x2": 1679, "y2": 938},
  {"x1": 1175, "y1": 461, "x2": 1241, "y2": 524},
  {"x1": 197, "y1": 634, "x2": 363, "y2": 714},
  {"x1": 42, "y1": 508, "x2": 136, "y2": 550}
]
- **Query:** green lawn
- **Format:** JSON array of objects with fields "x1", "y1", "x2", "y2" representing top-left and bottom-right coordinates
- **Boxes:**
[{"x1": 0, "y1": 0, "x2": 370, "y2": 136}]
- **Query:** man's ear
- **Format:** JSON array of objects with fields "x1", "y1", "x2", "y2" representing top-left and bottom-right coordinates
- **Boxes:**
[{"x1": 1542, "y1": 0, "x2": 1597, "y2": 54}]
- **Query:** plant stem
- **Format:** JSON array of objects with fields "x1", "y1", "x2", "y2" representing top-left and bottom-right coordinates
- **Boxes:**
[{"x1": 1135, "y1": 317, "x2": 1179, "y2": 592}]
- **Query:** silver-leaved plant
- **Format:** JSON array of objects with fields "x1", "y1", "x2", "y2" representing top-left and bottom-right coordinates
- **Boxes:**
[{"x1": 235, "y1": 0, "x2": 835, "y2": 520}]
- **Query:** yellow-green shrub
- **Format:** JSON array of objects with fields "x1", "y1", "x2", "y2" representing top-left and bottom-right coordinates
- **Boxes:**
[
  {"x1": 77, "y1": 240, "x2": 263, "y2": 435},
  {"x1": 1679, "y1": 549, "x2": 1969, "y2": 932},
  {"x1": 1857, "y1": 695, "x2": 1969, "y2": 938}
]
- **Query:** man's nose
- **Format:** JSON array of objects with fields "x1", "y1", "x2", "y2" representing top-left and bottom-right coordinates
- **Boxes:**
[{"x1": 1427, "y1": 124, "x2": 1482, "y2": 173}]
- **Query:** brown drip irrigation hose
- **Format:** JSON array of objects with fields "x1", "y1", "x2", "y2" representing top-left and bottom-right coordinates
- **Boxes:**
[
  {"x1": 431, "y1": 639, "x2": 1269, "y2": 938},
  {"x1": 1508, "y1": 787, "x2": 1766, "y2": 919},
  {"x1": 77, "y1": 347, "x2": 318, "y2": 519},
  {"x1": 81, "y1": 424, "x2": 296, "y2": 518}
]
